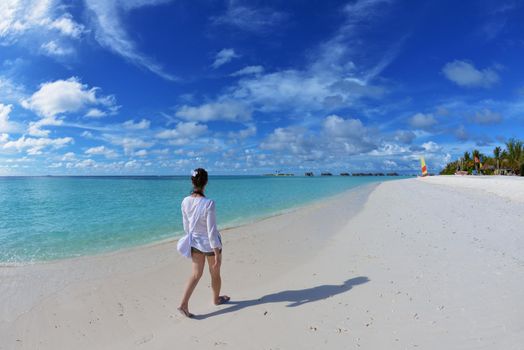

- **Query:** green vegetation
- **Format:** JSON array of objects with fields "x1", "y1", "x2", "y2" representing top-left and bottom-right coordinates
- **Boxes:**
[{"x1": 440, "y1": 138, "x2": 524, "y2": 176}]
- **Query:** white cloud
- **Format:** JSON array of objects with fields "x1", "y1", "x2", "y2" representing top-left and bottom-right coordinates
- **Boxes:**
[
  {"x1": 228, "y1": 125, "x2": 257, "y2": 139},
  {"x1": 40, "y1": 40, "x2": 74, "y2": 56},
  {"x1": 0, "y1": 103, "x2": 22, "y2": 133},
  {"x1": 421, "y1": 141, "x2": 441, "y2": 153},
  {"x1": 231, "y1": 65, "x2": 264, "y2": 77},
  {"x1": 74, "y1": 159, "x2": 96, "y2": 168},
  {"x1": 81, "y1": 130, "x2": 94, "y2": 139},
  {"x1": 117, "y1": 139, "x2": 153, "y2": 153},
  {"x1": 176, "y1": 101, "x2": 251, "y2": 122},
  {"x1": 104, "y1": 134, "x2": 154, "y2": 155},
  {"x1": 226, "y1": 66, "x2": 385, "y2": 114},
  {"x1": 125, "y1": 159, "x2": 139, "y2": 168},
  {"x1": 212, "y1": 2, "x2": 287, "y2": 34},
  {"x1": 2, "y1": 135, "x2": 73, "y2": 155},
  {"x1": 369, "y1": 142, "x2": 410, "y2": 157},
  {"x1": 61, "y1": 151, "x2": 76, "y2": 161},
  {"x1": 409, "y1": 113, "x2": 437, "y2": 130},
  {"x1": 260, "y1": 114, "x2": 378, "y2": 162},
  {"x1": 260, "y1": 126, "x2": 312, "y2": 155},
  {"x1": 152, "y1": 148, "x2": 169, "y2": 155},
  {"x1": 394, "y1": 130, "x2": 416, "y2": 144},
  {"x1": 454, "y1": 124, "x2": 469, "y2": 141},
  {"x1": 1, "y1": 0, "x2": 55, "y2": 38},
  {"x1": 323, "y1": 115, "x2": 367, "y2": 139},
  {"x1": 21, "y1": 77, "x2": 117, "y2": 118},
  {"x1": 0, "y1": 0, "x2": 85, "y2": 55},
  {"x1": 84, "y1": 0, "x2": 176, "y2": 81},
  {"x1": 442, "y1": 60, "x2": 499, "y2": 88},
  {"x1": 0, "y1": 76, "x2": 27, "y2": 102},
  {"x1": 470, "y1": 108, "x2": 502, "y2": 124},
  {"x1": 84, "y1": 108, "x2": 106, "y2": 118},
  {"x1": 27, "y1": 115, "x2": 63, "y2": 137},
  {"x1": 0, "y1": 133, "x2": 9, "y2": 142},
  {"x1": 230, "y1": 70, "x2": 327, "y2": 112},
  {"x1": 191, "y1": 0, "x2": 396, "y2": 117},
  {"x1": 63, "y1": 159, "x2": 148, "y2": 172},
  {"x1": 134, "y1": 149, "x2": 147, "y2": 157},
  {"x1": 49, "y1": 13, "x2": 85, "y2": 38},
  {"x1": 212, "y1": 48, "x2": 239, "y2": 69},
  {"x1": 122, "y1": 119, "x2": 151, "y2": 130},
  {"x1": 156, "y1": 121, "x2": 208, "y2": 139},
  {"x1": 383, "y1": 159, "x2": 398, "y2": 169},
  {"x1": 85, "y1": 145, "x2": 118, "y2": 158},
  {"x1": 322, "y1": 115, "x2": 376, "y2": 155},
  {"x1": 313, "y1": 0, "x2": 399, "y2": 84}
]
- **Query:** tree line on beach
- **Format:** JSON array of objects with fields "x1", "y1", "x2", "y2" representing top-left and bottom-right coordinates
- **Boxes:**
[{"x1": 440, "y1": 138, "x2": 524, "y2": 176}]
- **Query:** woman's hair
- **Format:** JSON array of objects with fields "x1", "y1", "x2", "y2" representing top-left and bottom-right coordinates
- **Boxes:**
[{"x1": 191, "y1": 168, "x2": 208, "y2": 195}]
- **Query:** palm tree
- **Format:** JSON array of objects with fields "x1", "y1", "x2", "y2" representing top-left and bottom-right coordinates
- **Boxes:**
[
  {"x1": 472, "y1": 149, "x2": 481, "y2": 174},
  {"x1": 493, "y1": 146, "x2": 501, "y2": 174},
  {"x1": 505, "y1": 138, "x2": 524, "y2": 174},
  {"x1": 462, "y1": 151, "x2": 471, "y2": 172},
  {"x1": 439, "y1": 139, "x2": 524, "y2": 176},
  {"x1": 458, "y1": 157, "x2": 464, "y2": 171},
  {"x1": 501, "y1": 150, "x2": 509, "y2": 171}
]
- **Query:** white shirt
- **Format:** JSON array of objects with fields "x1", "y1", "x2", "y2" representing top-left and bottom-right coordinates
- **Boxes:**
[{"x1": 181, "y1": 196, "x2": 222, "y2": 253}]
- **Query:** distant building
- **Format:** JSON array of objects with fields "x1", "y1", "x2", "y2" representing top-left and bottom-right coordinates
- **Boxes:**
[{"x1": 263, "y1": 172, "x2": 294, "y2": 176}]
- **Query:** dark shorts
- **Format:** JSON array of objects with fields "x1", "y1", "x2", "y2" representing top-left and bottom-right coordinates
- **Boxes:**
[{"x1": 191, "y1": 247, "x2": 222, "y2": 257}]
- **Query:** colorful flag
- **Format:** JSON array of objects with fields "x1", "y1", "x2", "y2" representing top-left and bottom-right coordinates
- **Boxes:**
[{"x1": 420, "y1": 157, "x2": 428, "y2": 176}]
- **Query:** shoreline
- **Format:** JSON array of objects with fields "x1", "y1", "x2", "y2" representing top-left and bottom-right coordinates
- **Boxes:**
[
  {"x1": 0, "y1": 180, "x2": 379, "y2": 335},
  {"x1": 0, "y1": 181, "x2": 383, "y2": 267},
  {"x1": 2, "y1": 177, "x2": 523, "y2": 349}
]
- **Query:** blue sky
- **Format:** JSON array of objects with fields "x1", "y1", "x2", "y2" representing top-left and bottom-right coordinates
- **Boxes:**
[{"x1": 1, "y1": 0, "x2": 523, "y2": 175}]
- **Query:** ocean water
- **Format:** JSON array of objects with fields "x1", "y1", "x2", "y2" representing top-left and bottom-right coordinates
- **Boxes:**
[{"x1": 0, "y1": 176, "x2": 405, "y2": 263}]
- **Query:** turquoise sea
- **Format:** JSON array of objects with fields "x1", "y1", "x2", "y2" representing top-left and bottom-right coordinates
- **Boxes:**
[{"x1": 0, "y1": 176, "x2": 405, "y2": 264}]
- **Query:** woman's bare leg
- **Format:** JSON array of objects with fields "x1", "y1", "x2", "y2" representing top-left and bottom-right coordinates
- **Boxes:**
[
  {"x1": 179, "y1": 252, "x2": 205, "y2": 314},
  {"x1": 207, "y1": 255, "x2": 229, "y2": 305},
  {"x1": 207, "y1": 256, "x2": 229, "y2": 305}
]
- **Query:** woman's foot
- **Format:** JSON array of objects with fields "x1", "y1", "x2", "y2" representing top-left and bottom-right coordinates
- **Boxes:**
[
  {"x1": 214, "y1": 295, "x2": 230, "y2": 305},
  {"x1": 177, "y1": 306, "x2": 194, "y2": 318}
]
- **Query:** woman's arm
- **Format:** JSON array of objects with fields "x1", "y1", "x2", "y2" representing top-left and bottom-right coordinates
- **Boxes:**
[
  {"x1": 206, "y1": 200, "x2": 222, "y2": 249},
  {"x1": 206, "y1": 200, "x2": 222, "y2": 268},
  {"x1": 181, "y1": 201, "x2": 190, "y2": 234}
]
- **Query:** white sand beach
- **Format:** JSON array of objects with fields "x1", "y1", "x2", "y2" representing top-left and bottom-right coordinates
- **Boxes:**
[{"x1": 1, "y1": 176, "x2": 524, "y2": 349}]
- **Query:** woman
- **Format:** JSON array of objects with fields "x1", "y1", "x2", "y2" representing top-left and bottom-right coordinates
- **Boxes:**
[{"x1": 178, "y1": 168, "x2": 230, "y2": 318}]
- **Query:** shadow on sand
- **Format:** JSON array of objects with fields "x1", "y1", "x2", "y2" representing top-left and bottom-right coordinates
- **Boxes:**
[{"x1": 193, "y1": 276, "x2": 369, "y2": 320}]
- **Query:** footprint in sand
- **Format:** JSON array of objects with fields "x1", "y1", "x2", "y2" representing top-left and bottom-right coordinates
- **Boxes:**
[
  {"x1": 117, "y1": 302, "x2": 124, "y2": 317},
  {"x1": 135, "y1": 334, "x2": 153, "y2": 345}
]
